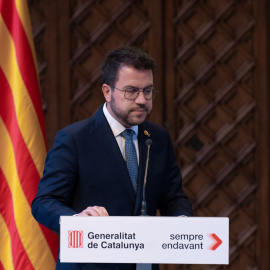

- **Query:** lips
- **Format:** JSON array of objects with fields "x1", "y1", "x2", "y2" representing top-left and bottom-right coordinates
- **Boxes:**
[
  {"x1": 132, "y1": 109, "x2": 146, "y2": 114},
  {"x1": 131, "y1": 107, "x2": 146, "y2": 112}
]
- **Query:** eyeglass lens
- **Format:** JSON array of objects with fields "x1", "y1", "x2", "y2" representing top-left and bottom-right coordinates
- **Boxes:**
[{"x1": 125, "y1": 87, "x2": 156, "y2": 100}]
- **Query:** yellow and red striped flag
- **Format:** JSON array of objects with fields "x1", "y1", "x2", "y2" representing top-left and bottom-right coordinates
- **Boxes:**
[{"x1": 0, "y1": 0, "x2": 58, "y2": 269}]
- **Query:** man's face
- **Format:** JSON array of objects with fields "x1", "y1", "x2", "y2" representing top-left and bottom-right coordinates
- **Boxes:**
[{"x1": 103, "y1": 66, "x2": 153, "y2": 128}]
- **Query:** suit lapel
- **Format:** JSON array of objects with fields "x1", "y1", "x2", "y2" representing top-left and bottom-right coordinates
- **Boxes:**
[{"x1": 91, "y1": 107, "x2": 136, "y2": 202}]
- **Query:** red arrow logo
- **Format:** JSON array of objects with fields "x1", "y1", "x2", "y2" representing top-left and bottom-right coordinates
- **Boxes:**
[{"x1": 208, "y1": 233, "x2": 222, "y2": 250}]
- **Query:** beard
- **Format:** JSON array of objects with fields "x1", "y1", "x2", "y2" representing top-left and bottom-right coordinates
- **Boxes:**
[{"x1": 110, "y1": 95, "x2": 151, "y2": 127}]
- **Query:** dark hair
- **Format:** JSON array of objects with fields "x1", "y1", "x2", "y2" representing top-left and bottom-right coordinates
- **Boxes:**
[{"x1": 102, "y1": 46, "x2": 156, "y2": 87}]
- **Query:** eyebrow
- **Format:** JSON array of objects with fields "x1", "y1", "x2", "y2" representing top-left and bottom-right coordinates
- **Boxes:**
[{"x1": 123, "y1": 84, "x2": 154, "y2": 89}]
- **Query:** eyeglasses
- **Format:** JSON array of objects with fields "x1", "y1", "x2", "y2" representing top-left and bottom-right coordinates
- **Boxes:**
[{"x1": 113, "y1": 86, "x2": 158, "y2": 100}]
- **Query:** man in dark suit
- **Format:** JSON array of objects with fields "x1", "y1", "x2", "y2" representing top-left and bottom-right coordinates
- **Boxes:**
[{"x1": 32, "y1": 46, "x2": 193, "y2": 270}]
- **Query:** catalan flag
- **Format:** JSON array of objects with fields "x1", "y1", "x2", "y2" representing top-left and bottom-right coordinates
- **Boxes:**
[{"x1": 0, "y1": 0, "x2": 58, "y2": 269}]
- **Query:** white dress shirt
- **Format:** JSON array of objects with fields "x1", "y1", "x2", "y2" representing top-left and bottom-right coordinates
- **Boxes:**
[{"x1": 103, "y1": 103, "x2": 139, "y2": 163}]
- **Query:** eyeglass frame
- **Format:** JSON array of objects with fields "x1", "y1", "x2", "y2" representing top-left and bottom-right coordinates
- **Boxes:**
[{"x1": 111, "y1": 85, "x2": 158, "y2": 100}]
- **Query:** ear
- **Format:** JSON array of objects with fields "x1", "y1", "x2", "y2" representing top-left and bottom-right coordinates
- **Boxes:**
[{"x1": 102, "y1": 84, "x2": 111, "y2": 103}]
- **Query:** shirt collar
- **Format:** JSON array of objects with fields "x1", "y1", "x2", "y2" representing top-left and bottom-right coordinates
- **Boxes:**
[{"x1": 103, "y1": 103, "x2": 138, "y2": 137}]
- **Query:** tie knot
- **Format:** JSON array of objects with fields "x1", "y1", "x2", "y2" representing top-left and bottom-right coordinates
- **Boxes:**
[{"x1": 121, "y1": 129, "x2": 134, "y2": 140}]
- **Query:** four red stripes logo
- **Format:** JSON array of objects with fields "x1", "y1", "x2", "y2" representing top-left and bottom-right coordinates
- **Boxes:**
[{"x1": 68, "y1": 231, "x2": 83, "y2": 248}]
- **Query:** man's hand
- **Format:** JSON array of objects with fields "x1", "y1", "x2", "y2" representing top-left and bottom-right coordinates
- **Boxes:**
[{"x1": 77, "y1": 206, "x2": 109, "y2": 216}]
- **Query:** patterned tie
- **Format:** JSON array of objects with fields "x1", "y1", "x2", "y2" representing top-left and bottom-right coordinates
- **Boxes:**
[{"x1": 121, "y1": 129, "x2": 138, "y2": 191}]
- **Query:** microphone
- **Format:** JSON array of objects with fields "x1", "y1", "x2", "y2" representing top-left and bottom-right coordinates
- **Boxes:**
[
  {"x1": 141, "y1": 139, "x2": 153, "y2": 216},
  {"x1": 137, "y1": 139, "x2": 153, "y2": 270}
]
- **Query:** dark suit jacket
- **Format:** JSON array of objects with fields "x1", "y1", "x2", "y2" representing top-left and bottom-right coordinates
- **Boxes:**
[{"x1": 32, "y1": 106, "x2": 193, "y2": 270}]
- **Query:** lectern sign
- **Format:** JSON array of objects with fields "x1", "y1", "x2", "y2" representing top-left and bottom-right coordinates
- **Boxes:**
[{"x1": 60, "y1": 216, "x2": 229, "y2": 265}]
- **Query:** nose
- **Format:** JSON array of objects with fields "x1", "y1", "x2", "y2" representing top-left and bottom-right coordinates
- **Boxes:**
[{"x1": 135, "y1": 90, "x2": 147, "y2": 104}]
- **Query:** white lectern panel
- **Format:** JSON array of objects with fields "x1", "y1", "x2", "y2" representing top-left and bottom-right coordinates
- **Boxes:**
[{"x1": 60, "y1": 216, "x2": 229, "y2": 265}]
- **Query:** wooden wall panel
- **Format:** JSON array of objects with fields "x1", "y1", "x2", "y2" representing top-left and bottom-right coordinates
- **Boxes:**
[
  {"x1": 164, "y1": 0, "x2": 269, "y2": 269},
  {"x1": 254, "y1": 0, "x2": 270, "y2": 269},
  {"x1": 28, "y1": 0, "x2": 270, "y2": 269},
  {"x1": 69, "y1": 0, "x2": 163, "y2": 130},
  {"x1": 29, "y1": 0, "x2": 61, "y2": 147},
  {"x1": 30, "y1": 0, "x2": 163, "y2": 148}
]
